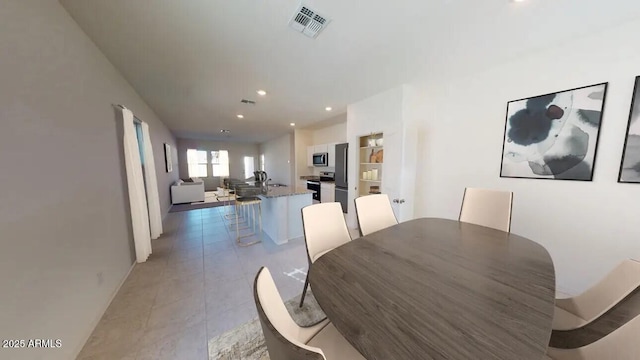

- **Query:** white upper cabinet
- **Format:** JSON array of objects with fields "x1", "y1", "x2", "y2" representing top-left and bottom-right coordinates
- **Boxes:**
[
  {"x1": 327, "y1": 142, "x2": 337, "y2": 168},
  {"x1": 314, "y1": 144, "x2": 328, "y2": 153},
  {"x1": 307, "y1": 143, "x2": 339, "y2": 168},
  {"x1": 307, "y1": 146, "x2": 314, "y2": 167}
]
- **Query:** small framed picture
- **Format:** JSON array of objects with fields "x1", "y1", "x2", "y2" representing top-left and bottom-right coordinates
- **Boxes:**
[{"x1": 164, "y1": 143, "x2": 172, "y2": 173}]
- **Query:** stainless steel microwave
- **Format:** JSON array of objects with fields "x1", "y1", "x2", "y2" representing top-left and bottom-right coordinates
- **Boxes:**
[{"x1": 313, "y1": 152, "x2": 328, "y2": 167}]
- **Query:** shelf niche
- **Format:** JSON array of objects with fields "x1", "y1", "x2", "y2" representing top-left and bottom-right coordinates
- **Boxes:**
[{"x1": 358, "y1": 132, "x2": 383, "y2": 196}]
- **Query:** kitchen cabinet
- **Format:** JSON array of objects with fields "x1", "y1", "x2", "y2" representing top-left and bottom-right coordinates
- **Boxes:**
[
  {"x1": 308, "y1": 143, "x2": 336, "y2": 167},
  {"x1": 314, "y1": 144, "x2": 328, "y2": 154},
  {"x1": 327, "y1": 142, "x2": 337, "y2": 168},
  {"x1": 307, "y1": 146, "x2": 314, "y2": 167},
  {"x1": 320, "y1": 182, "x2": 335, "y2": 203}
]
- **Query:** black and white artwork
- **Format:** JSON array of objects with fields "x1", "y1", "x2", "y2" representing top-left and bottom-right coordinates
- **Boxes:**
[
  {"x1": 500, "y1": 83, "x2": 607, "y2": 181},
  {"x1": 618, "y1": 77, "x2": 640, "y2": 183}
]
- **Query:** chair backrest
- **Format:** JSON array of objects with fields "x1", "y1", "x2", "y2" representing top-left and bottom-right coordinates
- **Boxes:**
[
  {"x1": 459, "y1": 187, "x2": 513, "y2": 232},
  {"x1": 302, "y1": 203, "x2": 352, "y2": 263},
  {"x1": 547, "y1": 313, "x2": 640, "y2": 360},
  {"x1": 555, "y1": 259, "x2": 640, "y2": 327},
  {"x1": 354, "y1": 194, "x2": 398, "y2": 236},
  {"x1": 254, "y1": 267, "x2": 326, "y2": 360}
]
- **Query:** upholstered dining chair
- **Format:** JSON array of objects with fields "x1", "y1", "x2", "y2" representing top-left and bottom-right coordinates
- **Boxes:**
[
  {"x1": 254, "y1": 267, "x2": 366, "y2": 360},
  {"x1": 547, "y1": 313, "x2": 640, "y2": 360},
  {"x1": 459, "y1": 187, "x2": 513, "y2": 232},
  {"x1": 553, "y1": 259, "x2": 640, "y2": 331},
  {"x1": 354, "y1": 194, "x2": 398, "y2": 236},
  {"x1": 300, "y1": 202, "x2": 352, "y2": 307}
]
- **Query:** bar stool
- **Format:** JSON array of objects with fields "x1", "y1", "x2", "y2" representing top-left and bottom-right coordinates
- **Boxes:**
[
  {"x1": 235, "y1": 196, "x2": 262, "y2": 247},
  {"x1": 226, "y1": 184, "x2": 249, "y2": 230},
  {"x1": 217, "y1": 186, "x2": 236, "y2": 219}
]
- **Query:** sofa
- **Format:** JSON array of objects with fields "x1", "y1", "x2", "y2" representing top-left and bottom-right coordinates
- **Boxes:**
[{"x1": 171, "y1": 178, "x2": 205, "y2": 204}]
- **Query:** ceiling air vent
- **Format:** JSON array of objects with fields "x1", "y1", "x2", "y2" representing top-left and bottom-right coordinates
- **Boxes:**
[
  {"x1": 240, "y1": 99, "x2": 256, "y2": 105},
  {"x1": 289, "y1": 5, "x2": 331, "y2": 39}
]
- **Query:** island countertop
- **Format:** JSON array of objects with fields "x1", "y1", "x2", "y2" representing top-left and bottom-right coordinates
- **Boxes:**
[{"x1": 258, "y1": 187, "x2": 314, "y2": 198}]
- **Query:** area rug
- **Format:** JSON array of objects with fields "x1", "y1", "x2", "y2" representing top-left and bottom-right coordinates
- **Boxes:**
[
  {"x1": 208, "y1": 291, "x2": 326, "y2": 360},
  {"x1": 170, "y1": 191, "x2": 236, "y2": 213}
]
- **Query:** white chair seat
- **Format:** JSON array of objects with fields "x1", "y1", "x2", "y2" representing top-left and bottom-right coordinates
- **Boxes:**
[
  {"x1": 553, "y1": 259, "x2": 640, "y2": 330},
  {"x1": 298, "y1": 318, "x2": 331, "y2": 344},
  {"x1": 547, "y1": 313, "x2": 640, "y2": 359},
  {"x1": 553, "y1": 306, "x2": 588, "y2": 330},
  {"x1": 307, "y1": 323, "x2": 366, "y2": 360}
]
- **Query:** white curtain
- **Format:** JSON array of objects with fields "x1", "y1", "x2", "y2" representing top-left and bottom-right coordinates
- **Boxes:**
[
  {"x1": 122, "y1": 107, "x2": 152, "y2": 263},
  {"x1": 141, "y1": 122, "x2": 163, "y2": 239}
]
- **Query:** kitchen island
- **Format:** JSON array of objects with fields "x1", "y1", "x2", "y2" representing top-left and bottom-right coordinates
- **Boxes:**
[{"x1": 257, "y1": 186, "x2": 313, "y2": 245}]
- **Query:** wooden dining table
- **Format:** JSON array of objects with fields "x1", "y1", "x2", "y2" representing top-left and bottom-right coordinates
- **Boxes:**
[{"x1": 309, "y1": 218, "x2": 556, "y2": 360}]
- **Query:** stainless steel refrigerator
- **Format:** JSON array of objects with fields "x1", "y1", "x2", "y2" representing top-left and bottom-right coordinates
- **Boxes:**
[{"x1": 334, "y1": 143, "x2": 348, "y2": 213}]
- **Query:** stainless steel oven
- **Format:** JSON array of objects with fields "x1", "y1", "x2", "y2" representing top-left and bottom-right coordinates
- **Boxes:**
[
  {"x1": 306, "y1": 180, "x2": 320, "y2": 201},
  {"x1": 312, "y1": 153, "x2": 328, "y2": 167}
]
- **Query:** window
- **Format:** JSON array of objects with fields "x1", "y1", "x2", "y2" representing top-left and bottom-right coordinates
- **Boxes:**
[
  {"x1": 134, "y1": 122, "x2": 145, "y2": 166},
  {"x1": 187, "y1": 149, "x2": 208, "y2": 177},
  {"x1": 260, "y1": 154, "x2": 265, "y2": 171},
  {"x1": 211, "y1": 150, "x2": 229, "y2": 177},
  {"x1": 244, "y1": 156, "x2": 255, "y2": 179}
]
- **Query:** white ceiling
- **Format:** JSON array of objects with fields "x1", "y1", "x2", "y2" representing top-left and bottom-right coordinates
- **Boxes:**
[{"x1": 59, "y1": 0, "x2": 640, "y2": 143}]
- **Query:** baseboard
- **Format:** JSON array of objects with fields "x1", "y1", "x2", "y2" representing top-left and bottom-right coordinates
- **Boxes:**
[{"x1": 72, "y1": 262, "x2": 137, "y2": 359}]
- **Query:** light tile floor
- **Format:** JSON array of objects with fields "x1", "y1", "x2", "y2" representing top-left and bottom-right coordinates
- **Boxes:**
[{"x1": 77, "y1": 206, "x2": 358, "y2": 360}]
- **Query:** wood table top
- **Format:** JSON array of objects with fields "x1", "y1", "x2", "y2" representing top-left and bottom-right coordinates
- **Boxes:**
[{"x1": 309, "y1": 218, "x2": 556, "y2": 360}]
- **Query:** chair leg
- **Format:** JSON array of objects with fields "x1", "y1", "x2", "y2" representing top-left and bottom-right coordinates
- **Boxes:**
[{"x1": 299, "y1": 273, "x2": 310, "y2": 308}]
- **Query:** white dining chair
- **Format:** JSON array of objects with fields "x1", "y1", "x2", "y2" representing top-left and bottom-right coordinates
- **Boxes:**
[
  {"x1": 553, "y1": 259, "x2": 640, "y2": 331},
  {"x1": 300, "y1": 202, "x2": 352, "y2": 307},
  {"x1": 354, "y1": 194, "x2": 398, "y2": 236},
  {"x1": 459, "y1": 187, "x2": 513, "y2": 232},
  {"x1": 547, "y1": 313, "x2": 640, "y2": 360},
  {"x1": 254, "y1": 267, "x2": 366, "y2": 360}
]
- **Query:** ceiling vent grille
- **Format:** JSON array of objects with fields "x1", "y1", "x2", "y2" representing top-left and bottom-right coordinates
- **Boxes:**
[
  {"x1": 240, "y1": 99, "x2": 256, "y2": 105},
  {"x1": 289, "y1": 5, "x2": 331, "y2": 39}
]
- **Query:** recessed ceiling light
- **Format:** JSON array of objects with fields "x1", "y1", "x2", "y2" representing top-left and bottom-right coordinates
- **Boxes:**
[
  {"x1": 220, "y1": 129, "x2": 230, "y2": 133},
  {"x1": 290, "y1": 123, "x2": 295, "y2": 127},
  {"x1": 512, "y1": 0, "x2": 526, "y2": 2},
  {"x1": 257, "y1": 90, "x2": 267, "y2": 96},
  {"x1": 325, "y1": 107, "x2": 332, "y2": 111},
  {"x1": 237, "y1": 114, "x2": 244, "y2": 119}
]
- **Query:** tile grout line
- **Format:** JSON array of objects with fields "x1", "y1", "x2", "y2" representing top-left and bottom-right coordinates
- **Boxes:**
[{"x1": 133, "y1": 213, "x2": 185, "y2": 360}]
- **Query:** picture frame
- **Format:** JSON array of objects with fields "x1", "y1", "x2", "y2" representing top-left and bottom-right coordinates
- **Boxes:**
[
  {"x1": 618, "y1": 76, "x2": 640, "y2": 183},
  {"x1": 500, "y1": 82, "x2": 608, "y2": 181},
  {"x1": 164, "y1": 143, "x2": 172, "y2": 173}
]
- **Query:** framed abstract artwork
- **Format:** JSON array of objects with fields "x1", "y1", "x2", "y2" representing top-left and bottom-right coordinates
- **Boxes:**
[
  {"x1": 618, "y1": 76, "x2": 640, "y2": 183},
  {"x1": 500, "y1": 83, "x2": 608, "y2": 181},
  {"x1": 164, "y1": 143, "x2": 173, "y2": 173}
]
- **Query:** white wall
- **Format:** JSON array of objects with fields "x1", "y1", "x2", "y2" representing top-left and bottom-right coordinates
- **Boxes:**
[
  {"x1": 260, "y1": 133, "x2": 294, "y2": 186},
  {"x1": 311, "y1": 121, "x2": 347, "y2": 145},
  {"x1": 408, "y1": 19, "x2": 640, "y2": 295},
  {"x1": 293, "y1": 129, "x2": 312, "y2": 181},
  {"x1": 347, "y1": 87, "x2": 405, "y2": 227},
  {"x1": 0, "y1": 1, "x2": 179, "y2": 359}
]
